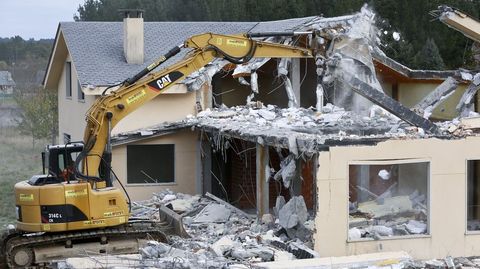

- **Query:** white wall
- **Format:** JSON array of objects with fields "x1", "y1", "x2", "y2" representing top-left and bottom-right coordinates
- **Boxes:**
[{"x1": 315, "y1": 136, "x2": 480, "y2": 259}]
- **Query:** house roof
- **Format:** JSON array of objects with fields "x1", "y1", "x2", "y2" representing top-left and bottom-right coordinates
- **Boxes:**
[
  {"x1": 372, "y1": 52, "x2": 465, "y2": 83},
  {"x1": 44, "y1": 17, "x2": 316, "y2": 89},
  {"x1": 112, "y1": 104, "x2": 459, "y2": 153},
  {"x1": 0, "y1": 71, "x2": 15, "y2": 86}
]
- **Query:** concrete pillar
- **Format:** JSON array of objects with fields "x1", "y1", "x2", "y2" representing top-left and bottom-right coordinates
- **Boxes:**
[
  {"x1": 256, "y1": 144, "x2": 269, "y2": 217},
  {"x1": 290, "y1": 58, "x2": 301, "y2": 107}
]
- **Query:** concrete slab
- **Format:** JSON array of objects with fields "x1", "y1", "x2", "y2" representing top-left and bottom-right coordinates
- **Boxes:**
[{"x1": 254, "y1": 251, "x2": 411, "y2": 269}]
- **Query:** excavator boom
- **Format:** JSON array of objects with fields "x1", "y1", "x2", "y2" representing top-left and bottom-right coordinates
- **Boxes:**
[{"x1": 436, "y1": 6, "x2": 480, "y2": 43}]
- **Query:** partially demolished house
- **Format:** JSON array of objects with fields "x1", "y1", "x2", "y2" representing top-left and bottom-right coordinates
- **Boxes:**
[{"x1": 44, "y1": 7, "x2": 480, "y2": 260}]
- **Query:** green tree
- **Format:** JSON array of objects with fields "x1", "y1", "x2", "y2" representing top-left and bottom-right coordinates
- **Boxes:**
[
  {"x1": 414, "y1": 38, "x2": 446, "y2": 70},
  {"x1": 14, "y1": 89, "x2": 58, "y2": 148},
  {"x1": 73, "y1": 0, "x2": 480, "y2": 69}
]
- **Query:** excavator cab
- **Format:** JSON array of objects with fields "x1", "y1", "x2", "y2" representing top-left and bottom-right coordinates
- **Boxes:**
[{"x1": 29, "y1": 143, "x2": 84, "y2": 186}]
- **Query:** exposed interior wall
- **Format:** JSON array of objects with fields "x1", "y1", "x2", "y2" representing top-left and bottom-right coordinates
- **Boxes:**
[
  {"x1": 111, "y1": 129, "x2": 198, "y2": 201},
  {"x1": 212, "y1": 59, "x2": 317, "y2": 108},
  {"x1": 205, "y1": 138, "x2": 316, "y2": 210},
  {"x1": 398, "y1": 83, "x2": 467, "y2": 120},
  {"x1": 315, "y1": 136, "x2": 480, "y2": 259}
]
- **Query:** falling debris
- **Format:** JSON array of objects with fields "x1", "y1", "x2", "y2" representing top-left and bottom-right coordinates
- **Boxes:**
[{"x1": 378, "y1": 169, "x2": 390, "y2": 180}]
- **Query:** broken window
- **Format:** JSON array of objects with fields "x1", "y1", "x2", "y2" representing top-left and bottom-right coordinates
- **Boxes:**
[
  {"x1": 127, "y1": 144, "x2": 174, "y2": 184},
  {"x1": 467, "y1": 160, "x2": 480, "y2": 231},
  {"x1": 348, "y1": 161, "x2": 429, "y2": 240}
]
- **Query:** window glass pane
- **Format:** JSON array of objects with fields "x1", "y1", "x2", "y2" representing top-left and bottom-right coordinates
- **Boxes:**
[
  {"x1": 127, "y1": 144, "x2": 174, "y2": 184},
  {"x1": 348, "y1": 162, "x2": 429, "y2": 240},
  {"x1": 66, "y1": 62, "x2": 71, "y2": 98},
  {"x1": 467, "y1": 160, "x2": 480, "y2": 231},
  {"x1": 78, "y1": 80, "x2": 84, "y2": 101}
]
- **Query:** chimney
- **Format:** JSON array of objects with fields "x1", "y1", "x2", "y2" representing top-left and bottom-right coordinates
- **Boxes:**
[{"x1": 121, "y1": 9, "x2": 144, "y2": 64}]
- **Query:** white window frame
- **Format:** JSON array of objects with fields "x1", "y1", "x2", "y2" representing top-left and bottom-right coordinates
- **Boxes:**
[{"x1": 346, "y1": 158, "x2": 431, "y2": 242}]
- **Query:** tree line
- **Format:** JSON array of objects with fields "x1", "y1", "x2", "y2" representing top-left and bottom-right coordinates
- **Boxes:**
[{"x1": 75, "y1": 0, "x2": 480, "y2": 70}]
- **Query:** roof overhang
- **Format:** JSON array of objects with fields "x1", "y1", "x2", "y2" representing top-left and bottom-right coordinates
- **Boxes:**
[{"x1": 43, "y1": 25, "x2": 68, "y2": 90}]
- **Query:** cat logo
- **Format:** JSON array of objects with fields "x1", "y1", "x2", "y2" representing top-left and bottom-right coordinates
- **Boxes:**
[
  {"x1": 147, "y1": 71, "x2": 184, "y2": 92},
  {"x1": 156, "y1": 74, "x2": 172, "y2": 90}
]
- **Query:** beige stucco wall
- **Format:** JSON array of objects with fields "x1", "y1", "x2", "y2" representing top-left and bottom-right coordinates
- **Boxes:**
[
  {"x1": 112, "y1": 91, "x2": 197, "y2": 134},
  {"x1": 111, "y1": 129, "x2": 198, "y2": 201},
  {"x1": 398, "y1": 82, "x2": 467, "y2": 120},
  {"x1": 315, "y1": 136, "x2": 480, "y2": 259},
  {"x1": 57, "y1": 55, "x2": 95, "y2": 142}
]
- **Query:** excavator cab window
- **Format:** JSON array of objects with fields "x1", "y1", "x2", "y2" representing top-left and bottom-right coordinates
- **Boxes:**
[{"x1": 30, "y1": 143, "x2": 84, "y2": 185}]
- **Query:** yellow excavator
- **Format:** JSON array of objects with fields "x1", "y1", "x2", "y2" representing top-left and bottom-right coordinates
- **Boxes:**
[{"x1": 1, "y1": 32, "x2": 313, "y2": 268}]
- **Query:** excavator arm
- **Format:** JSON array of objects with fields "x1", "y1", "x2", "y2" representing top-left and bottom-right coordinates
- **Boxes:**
[
  {"x1": 435, "y1": 5, "x2": 480, "y2": 43},
  {"x1": 77, "y1": 32, "x2": 313, "y2": 185}
]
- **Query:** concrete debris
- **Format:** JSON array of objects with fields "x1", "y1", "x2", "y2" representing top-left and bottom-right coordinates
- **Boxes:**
[
  {"x1": 274, "y1": 154, "x2": 297, "y2": 188},
  {"x1": 412, "y1": 76, "x2": 459, "y2": 118},
  {"x1": 274, "y1": 196, "x2": 286, "y2": 217},
  {"x1": 350, "y1": 192, "x2": 428, "y2": 240},
  {"x1": 405, "y1": 219, "x2": 427, "y2": 234},
  {"x1": 262, "y1": 214, "x2": 275, "y2": 226},
  {"x1": 251, "y1": 71, "x2": 259, "y2": 94},
  {"x1": 211, "y1": 235, "x2": 236, "y2": 256},
  {"x1": 278, "y1": 196, "x2": 308, "y2": 230},
  {"x1": 378, "y1": 169, "x2": 390, "y2": 180},
  {"x1": 185, "y1": 102, "x2": 464, "y2": 158},
  {"x1": 193, "y1": 203, "x2": 232, "y2": 223},
  {"x1": 113, "y1": 191, "x2": 316, "y2": 268},
  {"x1": 357, "y1": 195, "x2": 413, "y2": 218}
]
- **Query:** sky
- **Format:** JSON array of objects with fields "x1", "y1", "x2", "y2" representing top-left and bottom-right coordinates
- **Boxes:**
[{"x1": 0, "y1": 0, "x2": 85, "y2": 40}]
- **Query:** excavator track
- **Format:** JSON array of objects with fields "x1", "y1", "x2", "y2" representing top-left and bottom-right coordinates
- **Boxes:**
[{"x1": 3, "y1": 220, "x2": 173, "y2": 268}]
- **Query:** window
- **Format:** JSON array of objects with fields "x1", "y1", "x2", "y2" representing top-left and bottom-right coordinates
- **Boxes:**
[
  {"x1": 348, "y1": 161, "x2": 429, "y2": 240},
  {"x1": 467, "y1": 160, "x2": 480, "y2": 231},
  {"x1": 127, "y1": 144, "x2": 174, "y2": 184},
  {"x1": 65, "y1": 62, "x2": 72, "y2": 98},
  {"x1": 78, "y1": 80, "x2": 84, "y2": 101},
  {"x1": 63, "y1": 133, "x2": 71, "y2": 144}
]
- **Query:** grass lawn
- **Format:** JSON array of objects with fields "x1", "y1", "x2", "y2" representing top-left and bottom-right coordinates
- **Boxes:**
[{"x1": 0, "y1": 127, "x2": 47, "y2": 227}]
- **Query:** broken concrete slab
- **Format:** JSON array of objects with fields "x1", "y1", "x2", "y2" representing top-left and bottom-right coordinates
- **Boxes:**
[
  {"x1": 193, "y1": 203, "x2": 232, "y2": 223},
  {"x1": 412, "y1": 76, "x2": 459, "y2": 117},
  {"x1": 457, "y1": 73, "x2": 480, "y2": 117},
  {"x1": 205, "y1": 192, "x2": 253, "y2": 220},
  {"x1": 278, "y1": 196, "x2": 308, "y2": 229},
  {"x1": 405, "y1": 219, "x2": 427, "y2": 234},
  {"x1": 254, "y1": 251, "x2": 411, "y2": 269},
  {"x1": 274, "y1": 196, "x2": 286, "y2": 217},
  {"x1": 211, "y1": 236, "x2": 236, "y2": 257},
  {"x1": 343, "y1": 75, "x2": 439, "y2": 134}
]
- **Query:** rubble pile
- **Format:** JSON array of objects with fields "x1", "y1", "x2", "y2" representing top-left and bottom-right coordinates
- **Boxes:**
[
  {"x1": 131, "y1": 190, "x2": 318, "y2": 268},
  {"x1": 349, "y1": 191, "x2": 428, "y2": 240},
  {"x1": 188, "y1": 102, "x2": 438, "y2": 149}
]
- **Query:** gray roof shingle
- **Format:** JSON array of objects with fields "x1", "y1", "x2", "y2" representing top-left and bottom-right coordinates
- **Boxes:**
[
  {"x1": 60, "y1": 17, "x2": 317, "y2": 87},
  {"x1": 0, "y1": 71, "x2": 15, "y2": 86}
]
